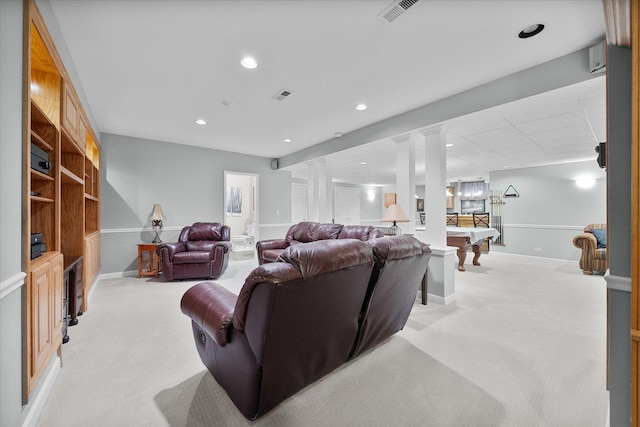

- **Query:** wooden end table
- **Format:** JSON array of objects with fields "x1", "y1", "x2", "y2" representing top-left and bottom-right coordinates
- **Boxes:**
[{"x1": 137, "y1": 243, "x2": 160, "y2": 278}]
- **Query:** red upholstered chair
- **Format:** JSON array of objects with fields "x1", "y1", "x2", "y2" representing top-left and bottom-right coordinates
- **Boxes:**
[{"x1": 157, "y1": 222, "x2": 231, "y2": 280}]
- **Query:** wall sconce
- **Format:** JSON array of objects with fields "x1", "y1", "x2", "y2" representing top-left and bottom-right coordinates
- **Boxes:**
[
  {"x1": 575, "y1": 178, "x2": 596, "y2": 189},
  {"x1": 150, "y1": 204, "x2": 166, "y2": 243},
  {"x1": 367, "y1": 190, "x2": 375, "y2": 201},
  {"x1": 381, "y1": 204, "x2": 409, "y2": 235}
]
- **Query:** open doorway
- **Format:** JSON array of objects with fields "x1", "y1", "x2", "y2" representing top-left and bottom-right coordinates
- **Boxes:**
[{"x1": 224, "y1": 171, "x2": 258, "y2": 258}]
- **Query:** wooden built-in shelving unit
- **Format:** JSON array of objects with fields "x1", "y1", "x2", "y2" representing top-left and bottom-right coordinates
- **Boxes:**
[{"x1": 23, "y1": 0, "x2": 100, "y2": 400}]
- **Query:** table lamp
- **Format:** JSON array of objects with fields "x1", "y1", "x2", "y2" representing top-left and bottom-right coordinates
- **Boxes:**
[
  {"x1": 382, "y1": 204, "x2": 409, "y2": 235},
  {"x1": 150, "y1": 204, "x2": 166, "y2": 243}
]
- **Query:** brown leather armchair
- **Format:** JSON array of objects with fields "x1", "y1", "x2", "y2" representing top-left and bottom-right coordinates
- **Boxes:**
[
  {"x1": 156, "y1": 222, "x2": 231, "y2": 280},
  {"x1": 256, "y1": 222, "x2": 383, "y2": 264}
]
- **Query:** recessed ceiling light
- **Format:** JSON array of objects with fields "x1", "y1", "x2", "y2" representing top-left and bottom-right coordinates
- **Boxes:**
[
  {"x1": 222, "y1": 100, "x2": 233, "y2": 107},
  {"x1": 241, "y1": 56, "x2": 258, "y2": 69},
  {"x1": 360, "y1": 161, "x2": 367, "y2": 165},
  {"x1": 355, "y1": 104, "x2": 368, "y2": 111},
  {"x1": 446, "y1": 143, "x2": 454, "y2": 147},
  {"x1": 503, "y1": 165, "x2": 511, "y2": 168},
  {"x1": 518, "y1": 23, "x2": 545, "y2": 39},
  {"x1": 283, "y1": 138, "x2": 292, "y2": 143},
  {"x1": 334, "y1": 132, "x2": 344, "y2": 138},
  {"x1": 195, "y1": 119, "x2": 207, "y2": 125}
]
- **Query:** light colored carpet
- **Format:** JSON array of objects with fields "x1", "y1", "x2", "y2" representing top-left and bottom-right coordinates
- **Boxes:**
[{"x1": 36, "y1": 252, "x2": 608, "y2": 426}]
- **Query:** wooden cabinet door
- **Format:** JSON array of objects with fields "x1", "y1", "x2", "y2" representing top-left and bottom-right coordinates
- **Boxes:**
[
  {"x1": 62, "y1": 81, "x2": 79, "y2": 140},
  {"x1": 30, "y1": 261, "x2": 53, "y2": 375}
]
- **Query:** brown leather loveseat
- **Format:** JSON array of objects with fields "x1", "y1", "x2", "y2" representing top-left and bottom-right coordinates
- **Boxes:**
[
  {"x1": 256, "y1": 221, "x2": 384, "y2": 264},
  {"x1": 180, "y1": 235, "x2": 430, "y2": 419},
  {"x1": 156, "y1": 222, "x2": 231, "y2": 280}
]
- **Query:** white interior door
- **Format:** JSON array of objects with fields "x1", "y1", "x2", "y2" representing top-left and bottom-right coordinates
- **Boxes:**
[
  {"x1": 334, "y1": 186, "x2": 360, "y2": 225},
  {"x1": 291, "y1": 183, "x2": 307, "y2": 223}
]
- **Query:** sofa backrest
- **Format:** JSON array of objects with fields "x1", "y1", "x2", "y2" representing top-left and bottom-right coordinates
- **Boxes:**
[
  {"x1": 338, "y1": 225, "x2": 384, "y2": 240},
  {"x1": 232, "y1": 238, "x2": 374, "y2": 415},
  {"x1": 351, "y1": 235, "x2": 431, "y2": 358},
  {"x1": 179, "y1": 222, "x2": 230, "y2": 249},
  {"x1": 285, "y1": 221, "x2": 343, "y2": 244}
]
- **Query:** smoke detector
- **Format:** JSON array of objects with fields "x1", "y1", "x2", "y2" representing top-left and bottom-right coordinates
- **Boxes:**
[
  {"x1": 272, "y1": 89, "x2": 294, "y2": 101},
  {"x1": 377, "y1": 0, "x2": 420, "y2": 23}
]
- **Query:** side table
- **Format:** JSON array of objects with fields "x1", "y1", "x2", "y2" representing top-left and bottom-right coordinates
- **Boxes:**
[{"x1": 138, "y1": 243, "x2": 160, "y2": 278}]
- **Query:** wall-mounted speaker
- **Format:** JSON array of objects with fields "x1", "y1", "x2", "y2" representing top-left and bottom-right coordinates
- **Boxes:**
[
  {"x1": 271, "y1": 159, "x2": 279, "y2": 170},
  {"x1": 595, "y1": 142, "x2": 606, "y2": 169},
  {"x1": 589, "y1": 41, "x2": 606, "y2": 73}
]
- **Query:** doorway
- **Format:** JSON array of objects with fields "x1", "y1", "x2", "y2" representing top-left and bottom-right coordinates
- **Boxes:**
[{"x1": 224, "y1": 171, "x2": 258, "y2": 255}]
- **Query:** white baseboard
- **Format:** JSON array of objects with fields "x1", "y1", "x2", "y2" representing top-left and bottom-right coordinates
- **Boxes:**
[
  {"x1": 22, "y1": 356, "x2": 61, "y2": 427},
  {"x1": 99, "y1": 270, "x2": 137, "y2": 280},
  {"x1": 427, "y1": 292, "x2": 457, "y2": 305}
]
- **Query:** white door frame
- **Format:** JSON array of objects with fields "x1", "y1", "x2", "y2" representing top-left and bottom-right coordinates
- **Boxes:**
[{"x1": 223, "y1": 171, "x2": 259, "y2": 244}]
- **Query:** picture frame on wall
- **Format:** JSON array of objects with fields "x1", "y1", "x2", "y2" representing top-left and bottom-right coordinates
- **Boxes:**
[{"x1": 417, "y1": 198, "x2": 424, "y2": 212}]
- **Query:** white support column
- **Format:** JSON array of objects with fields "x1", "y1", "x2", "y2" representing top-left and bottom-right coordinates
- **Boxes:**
[
  {"x1": 421, "y1": 125, "x2": 447, "y2": 246},
  {"x1": 392, "y1": 133, "x2": 416, "y2": 235},
  {"x1": 317, "y1": 158, "x2": 333, "y2": 223},
  {"x1": 413, "y1": 125, "x2": 457, "y2": 305},
  {"x1": 306, "y1": 161, "x2": 320, "y2": 221}
]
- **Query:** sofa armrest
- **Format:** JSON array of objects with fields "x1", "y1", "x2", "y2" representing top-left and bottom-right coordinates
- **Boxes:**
[
  {"x1": 256, "y1": 239, "x2": 288, "y2": 251},
  {"x1": 180, "y1": 282, "x2": 237, "y2": 347},
  {"x1": 156, "y1": 242, "x2": 186, "y2": 260},
  {"x1": 573, "y1": 232, "x2": 597, "y2": 251},
  {"x1": 210, "y1": 241, "x2": 232, "y2": 257}
]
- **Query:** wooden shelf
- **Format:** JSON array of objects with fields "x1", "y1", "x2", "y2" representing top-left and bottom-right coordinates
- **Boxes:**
[
  {"x1": 60, "y1": 166, "x2": 83, "y2": 185},
  {"x1": 84, "y1": 194, "x2": 99, "y2": 202},
  {"x1": 30, "y1": 195, "x2": 54, "y2": 203},
  {"x1": 31, "y1": 169, "x2": 54, "y2": 181},
  {"x1": 30, "y1": 130, "x2": 53, "y2": 152}
]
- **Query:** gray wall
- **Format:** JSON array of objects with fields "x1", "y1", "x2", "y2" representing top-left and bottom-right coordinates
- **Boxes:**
[
  {"x1": 0, "y1": 1, "x2": 26, "y2": 425},
  {"x1": 606, "y1": 44, "x2": 631, "y2": 427},
  {"x1": 100, "y1": 133, "x2": 291, "y2": 274},
  {"x1": 489, "y1": 161, "x2": 606, "y2": 260}
]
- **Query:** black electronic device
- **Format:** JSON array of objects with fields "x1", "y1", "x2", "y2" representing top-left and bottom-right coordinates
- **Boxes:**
[
  {"x1": 31, "y1": 244, "x2": 42, "y2": 259},
  {"x1": 30, "y1": 143, "x2": 51, "y2": 175},
  {"x1": 595, "y1": 142, "x2": 606, "y2": 169},
  {"x1": 31, "y1": 232, "x2": 43, "y2": 246}
]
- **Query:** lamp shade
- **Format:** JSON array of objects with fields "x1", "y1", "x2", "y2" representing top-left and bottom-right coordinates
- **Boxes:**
[
  {"x1": 381, "y1": 204, "x2": 409, "y2": 223},
  {"x1": 150, "y1": 204, "x2": 166, "y2": 221}
]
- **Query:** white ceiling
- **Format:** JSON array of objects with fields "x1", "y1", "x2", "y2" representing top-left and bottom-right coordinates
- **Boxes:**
[{"x1": 49, "y1": 0, "x2": 606, "y2": 184}]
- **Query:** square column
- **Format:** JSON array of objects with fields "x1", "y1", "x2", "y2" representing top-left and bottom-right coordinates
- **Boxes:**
[
  {"x1": 392, "y1": 133, "x2": 416, "y2": 235},
  {"x1": 416, "y1": 124, "x2": 456, "y2": 304},
  {"x1": 306, "y1": 158, "x2": 332, "y2": 222}
]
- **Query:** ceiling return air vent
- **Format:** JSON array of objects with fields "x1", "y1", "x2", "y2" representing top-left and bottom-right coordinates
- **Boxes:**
[
  {"x1": 272, "y1": 89, "x2": 294, "y2": 101},
  {"x1": 377, "y1": 0, "x2": 420, "y2": 23}
]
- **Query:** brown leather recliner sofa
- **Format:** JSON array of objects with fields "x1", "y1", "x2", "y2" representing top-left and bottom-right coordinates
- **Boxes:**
[
  {"x1": 180, "y1": 235, "x2": 431, "y2": 419},
  {"x1": 256, "y1": 221, "x2": 384, "y2": 264},
  {"x1": 156, "y1": 222, "x2": 232, "y2": 280}
]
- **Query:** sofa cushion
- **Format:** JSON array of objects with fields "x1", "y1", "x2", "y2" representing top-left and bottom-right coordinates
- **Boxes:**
[
  {"x1": 186, "y1": 241, "x2": 218, "y2": 252},
  {"x1": 289, "y1": 222, "x2": 319, "y2": 243},
  {"x1": 173, "y1": 251, "x2": 211, "y2": 264},
  {"x1": 188, "y1": 223, "x2": 225, "y2": 241},
  {"x1": 311, "y1": 223, "x2": 343, "y2": 241},
  {"x1": 338, "y1": 225, "x2": 374, "y2": 240},
  {"x1": 591, "y1": 228, "x2": 607, "y2": 248}
]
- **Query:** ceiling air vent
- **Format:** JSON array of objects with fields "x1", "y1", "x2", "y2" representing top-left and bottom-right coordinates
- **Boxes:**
[
  {"x1": 377, "y1": 0, "x2": 420, "y2": 23},
  {"x1": 272, "y1": 89, "x2": 294, "y2": 101}
]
